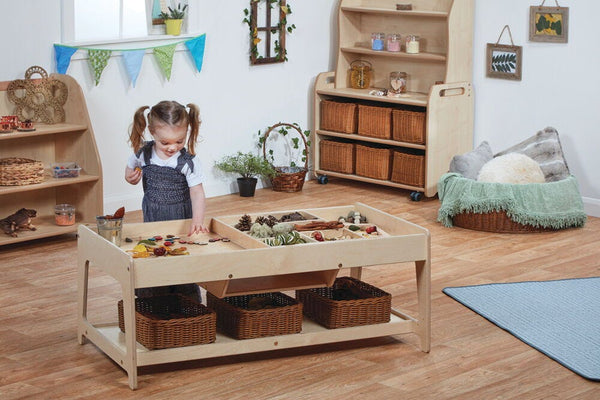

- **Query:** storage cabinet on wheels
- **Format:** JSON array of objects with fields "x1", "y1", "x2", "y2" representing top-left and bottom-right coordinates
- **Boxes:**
[
  {"x1": 77, "y1": 203, "x2": 431, "y2": 389},
  {"x1": 313, "y1": 0, "x2": 475, "y2": 199}
]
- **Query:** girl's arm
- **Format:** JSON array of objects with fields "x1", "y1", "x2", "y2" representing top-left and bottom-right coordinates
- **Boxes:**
[
  {"x1": 125, "y1": 166, "x2": 142, "y2": 185},
  {"x1": 189, "y1": 183, "x2": 209, "y2": 235}
]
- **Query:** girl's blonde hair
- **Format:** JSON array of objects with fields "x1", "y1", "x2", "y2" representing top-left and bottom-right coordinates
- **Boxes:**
[{"x1": 129, "y1": 101, "x2": 201, "y2": 155}]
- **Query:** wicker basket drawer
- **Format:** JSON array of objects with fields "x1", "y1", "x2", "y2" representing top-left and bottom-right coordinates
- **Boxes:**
[
  {"x1": 207, "y1": 292, "x2": 302, "y2": 340},
  {"x1": 357, "y1": 104, "x2": 392, "y2": 139},
  {"x1": 0, "y1": 157, "x2": 44, "y2": 186},
  {"x1": 391, "y1": 150, "x2": 425, "y2": 187},
  {"x1": 117, "y1": 294, "x2": 216, "y2": 350},
  {"x1": 392, "y1": 109, "x2": 426, "y2": 144},
  {"x1": 320, "y1": 100, "x2": 357, "y2": 134},
  {"x1": 296, "y1": 277, "x2": 391, "y2": 329},
  {"x1": 319, "y1": 139, "x2": 355, "y2": 174},
  {"x1": 355, "y1": 144, "x2": 391, "y2": 180}
]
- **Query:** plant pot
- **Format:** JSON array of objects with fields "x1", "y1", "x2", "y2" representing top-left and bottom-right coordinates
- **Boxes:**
[
  {"x1": 165, "y1": 19, "x2": 183, "y2": 36},
  {"x1": 237, "y1": 177, "x2": 258, "y2": 197}
]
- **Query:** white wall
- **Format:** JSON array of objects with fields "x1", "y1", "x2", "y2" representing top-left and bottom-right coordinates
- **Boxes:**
[{"x1": 1, "y1": 0, "x2": 598, "y2": 216}]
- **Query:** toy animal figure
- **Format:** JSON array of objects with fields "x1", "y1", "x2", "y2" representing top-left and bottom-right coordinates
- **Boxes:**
[{"x1": 0, "y1": 208, "x2": 37, "y2": 237}]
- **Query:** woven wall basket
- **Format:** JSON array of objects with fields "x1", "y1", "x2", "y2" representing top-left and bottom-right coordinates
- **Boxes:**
[
  {"x1": 262, "y1": 122, "x2": 309, "y2": 192},
  {"x1": 0, "y1": 157, "x2": 45, "y2": 186}
]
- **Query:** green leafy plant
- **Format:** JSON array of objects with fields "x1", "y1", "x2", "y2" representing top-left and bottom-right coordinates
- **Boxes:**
[
  {"x1": 215, "y1": 151, "x2": 277, "y2": 179},
  {"x1": 491, "y1": 52, "x2": 517, "y2": 73},
  {"x1": 159, "y1": 3, "x2": 188, "y2": 20},
  {"x1": 257, "y1": 122, "x2": 311, "y2": 170}
]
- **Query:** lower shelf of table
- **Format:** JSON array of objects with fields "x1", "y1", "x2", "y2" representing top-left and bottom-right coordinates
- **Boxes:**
[{"x1": 88, "y1": 311, "x2": 417, "y2": 367}]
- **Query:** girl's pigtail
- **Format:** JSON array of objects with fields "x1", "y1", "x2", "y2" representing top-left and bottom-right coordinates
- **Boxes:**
[
  {"x1": 129, "y1": 106, "x2": 149, "y2": 153},
  {"x1": 186, "y1": 103, "x2": 201, "y2": 155}
]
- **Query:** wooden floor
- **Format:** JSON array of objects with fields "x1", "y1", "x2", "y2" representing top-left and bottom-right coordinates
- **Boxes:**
[{"x1": 1, "y1": 179, "x2": 599, "y2": 399}]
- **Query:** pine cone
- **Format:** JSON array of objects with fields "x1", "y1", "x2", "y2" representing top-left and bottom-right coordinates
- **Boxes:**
[
  {"x1": 235, "y1": 214, "x2": 253, "y2": 231},
  {"x1": 255, "y1": 216, "x2": 268, "y2": 226},
  {"x1": 266, "y1": 215, "x2": 278, "y2": 227}
]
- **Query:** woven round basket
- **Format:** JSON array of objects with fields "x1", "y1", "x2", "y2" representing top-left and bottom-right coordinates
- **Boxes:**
[
  {"x1": 262, "y1": 122, "x2": 309, "y2": 192},
  {"x1": 0, "y1": 157, "x2": 45, "y2": 186},
  {"x1": 452, "y1": 210, "x2": 555, "y2": 233}
]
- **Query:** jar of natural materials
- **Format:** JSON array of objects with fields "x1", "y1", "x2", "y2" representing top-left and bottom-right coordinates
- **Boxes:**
[{"x1": 215, "y1": 151, "x2": 277, "y2": 197}]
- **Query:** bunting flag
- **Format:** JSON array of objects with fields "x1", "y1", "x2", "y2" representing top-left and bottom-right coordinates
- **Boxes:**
[
  {"x1": 88, "y1": 49, "x2": 112, "y2": 86},
  {"x1": 185, "y1": 34, "x2": 206, "y2": 72},
  {"x1": 153, "y1": 43, "x2": 177, "y2": 81},
  {"x1": 53, "y1": 34, "x2": 206, "y2": 86},
  {"x1": 122, "y1": 49, "x2": 146, "y2": 87},
  {"x1": 54, "y1": 44, "x2": 78, "y2": 74}
]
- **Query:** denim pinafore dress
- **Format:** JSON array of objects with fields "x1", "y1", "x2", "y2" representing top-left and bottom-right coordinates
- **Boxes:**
[{"x1": 135, "y1": 141, "x2": 201, "y2": 301}]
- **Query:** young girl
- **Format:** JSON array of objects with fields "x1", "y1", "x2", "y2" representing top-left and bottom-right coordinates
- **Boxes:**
[{"x1": 125, "y1": 100, "x2": 208, "y2": 299}]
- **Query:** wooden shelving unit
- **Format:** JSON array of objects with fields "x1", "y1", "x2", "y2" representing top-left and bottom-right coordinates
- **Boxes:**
[
  {"x1": 77, "y1": 203, "x2": 431, "y2": 389},
  {"x1": 313, "y1": 0, "x2": 475, "y2": 198},
  {"x1": 0, "y1": 74, "x2": 103, "y2": 245}
]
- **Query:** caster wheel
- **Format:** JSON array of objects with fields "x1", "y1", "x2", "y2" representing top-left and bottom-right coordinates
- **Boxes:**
[
  {"x1": 410, "y1": 191, "x2": 423, "y2": 201},
  {"x1": 317, "y1": 175, "x2": 329, "y2": 184}
]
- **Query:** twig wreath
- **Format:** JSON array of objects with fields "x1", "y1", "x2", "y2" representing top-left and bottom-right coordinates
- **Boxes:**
[{"x1": 243, "y1": 0, "x2": 296, "y2": 64}]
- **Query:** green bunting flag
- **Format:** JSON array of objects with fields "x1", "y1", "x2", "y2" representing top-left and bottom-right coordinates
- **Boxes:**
[
  {"x1": 53, "y1": 34, "x2": 206, "y2": 86},
  {"x1": 153, "y1": 43, "x2": 177, "y2": 81}
]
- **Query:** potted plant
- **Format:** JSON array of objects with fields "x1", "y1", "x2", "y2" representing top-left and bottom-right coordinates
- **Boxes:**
[
  {"x1": 215, "y1": 151, "x2": 277, "y2": 197},
  {"x1": 159, "y1": 3, "x2": 188, "y2": 36}
]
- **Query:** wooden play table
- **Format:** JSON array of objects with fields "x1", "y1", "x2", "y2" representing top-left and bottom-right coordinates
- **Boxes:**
[{"x1": 77, "y1": 203, "x2": 430, "y2": 389}]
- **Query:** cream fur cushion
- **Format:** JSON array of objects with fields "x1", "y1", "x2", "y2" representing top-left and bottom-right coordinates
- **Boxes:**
[{"x1": 477, "y1": 153, "x2": 546, "y2": 184}]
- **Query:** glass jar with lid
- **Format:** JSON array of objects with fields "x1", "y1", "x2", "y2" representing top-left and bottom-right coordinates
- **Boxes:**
[
  {"x1": 371, "y1": 33, "x2": 385, "y2": 51},
  {"x1": 387, "y1": 34, "x2": 402, "y2": 52},
  {"x1": 405, "y1": 35, "x2": 420, "y2": 54}
]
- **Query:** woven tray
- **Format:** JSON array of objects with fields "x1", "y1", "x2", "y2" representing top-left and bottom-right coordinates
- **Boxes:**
[
  {"x1": 296, "y1": 276, "x2": 391, "y2": 329},
  {"x1": 390, "y1": 150, "x2": 425, "y2": 187},
  {"x1": 358, "y1": 104, "x2": 392, "y2": 139},
  {"x1": 0, "y1": 157, "x2": 44, "y2": 186},
  {"x1": 392, "y1": 109, "x2": 426, "y2": 144},
  {"x1": 355, "y1": 144, "x2": 391, "y2": 180},
  {"x1": 117, "y1": 294, "x2": 216, "y2": 350},
  {"x1": 319, "y1": 139, "x2": 355, "y2": 174},
  {"x1": 320, "y1": 100, "x2": 357, "y2": 134},
  {"x1": 207, "y1": 292, "x2": 303, "y2": 339},
  {"x1": 452, "y1": 210, "x2": 556, "y2": 233}
]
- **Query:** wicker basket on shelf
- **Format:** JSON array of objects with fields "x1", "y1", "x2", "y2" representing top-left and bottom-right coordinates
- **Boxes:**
[
  {"x1": 390, "y1": 150, "x2": 425, "y2": 187},
  {"x1": 319, "y1": 139, "x2": 355, "y2": 174},
  {"x1": 296, "y1": 276, "x2": 391, "y2": 329},
  {"x1": 392, "y1": 109, "x2": 426, "y2": 144},
  {"x1": 207, "y1": 292, "x2": 303, "y2": 340},
  {"x1": 355, "y1": 144, "x2": 391, "y2": 180},
  {"x1": 0, "y1": 157, "x2": 45, "y2": 186},
  {"x1": 320, "y1": 100, "x2": 357, "y2": 134},
  {"x1": 261, "y1": 122, "x2": 309, "y2": 192},
  {"x1": 358, "y1": 104, "x2": 392, "y2": 139},
  {"x1": 117, "y1": 294, "x2": 216, "y2": 350}
]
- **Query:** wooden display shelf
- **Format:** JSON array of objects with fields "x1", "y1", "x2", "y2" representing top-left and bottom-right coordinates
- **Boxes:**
[
  {"x1": 0, "y1": 123, "x2": 88, "y2": 141},
  {"x1": 340, "y1": 6, "x2": 449, "y2": 18},
  {"x1": 0, "y1": 173, "x2": 100, "y2": 195},
  {"x1": 317, "y1": 129, "x2": 426, "y2": 150},
  {"x1": 341, "y1": 46, "x2": 447, "y2": 63},
  {"x1": 77, "y1": 203, "x2": 431, "y2": 389},
  {"x1": 315, "y1": 169, "x2": 422, "y2": 192},
  {"x1": 0, "y1": 215, "x2": 78, "y2": 246},
  {"x1": 317, "y1": 86, "x2": 430, "y2": 107}
]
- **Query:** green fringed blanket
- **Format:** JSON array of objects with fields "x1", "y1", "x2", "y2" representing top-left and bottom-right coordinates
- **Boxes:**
[{"x1": 437, "y1": 173, "x2": 587, "y2": 229}]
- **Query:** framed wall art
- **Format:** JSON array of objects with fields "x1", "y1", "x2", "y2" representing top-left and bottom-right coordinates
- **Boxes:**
[
  {"x1": 529, "y1": 1, "x2": 569, "y2": 43},
  {"x1": 486, "y1": 25, "x2": 522, "y2": 81}
]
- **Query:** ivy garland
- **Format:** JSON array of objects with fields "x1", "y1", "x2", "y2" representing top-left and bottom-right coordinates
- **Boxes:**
[{"x1": 243, "y1": 0, "x2": 296, "y2": 62}]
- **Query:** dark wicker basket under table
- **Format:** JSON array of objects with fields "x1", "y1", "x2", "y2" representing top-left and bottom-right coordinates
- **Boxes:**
[
  {"x1": 296, "y1": 276, "x2": 391, "y2": 329},
  {"x1": 206, "y1": 292, "x2": 303, "y2": 339},
  {"x1": 117, "y1": 294, "x2": 216, "y2": 350}
]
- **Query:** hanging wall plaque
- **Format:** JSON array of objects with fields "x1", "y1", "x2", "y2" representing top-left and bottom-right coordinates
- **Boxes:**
[
  {"x1": 486, "y1": 25, "x2": 523, "y2": 81},
  {"x1": 529, "y1": 0, "x2": 569, "y2": 43}
]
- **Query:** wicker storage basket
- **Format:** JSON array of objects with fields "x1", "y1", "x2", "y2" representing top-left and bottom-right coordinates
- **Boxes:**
[
  {"x1": 0, "y1": 157, "x2": 44, "y2": 186},
  {"x1": 296, "y1": 277, "x2": 391, "y2": 329},
  {"x1": 391, "y1": 150, "x2": 425, "y2": 187},
  {"x1": 355, "y1": 144, "x2": 391, "y2": 180},
  {"x1": 262, "y1": 123, "x2": 308, "y2": 192},
  {"x1": 452, "y1": 210, "x2": 556, "y2": 233},
  {"x1": 357, "y1": 104, "x2": 392, "y2": 139},
  {"x1": 392, "y1": 109, "x2": 426, "y2": 144},
  {"x1": 319, "y1": 139, "x2": 355, "y2": 174},
  {"x1": 320, "y1": 100, "x2": 357, "y2": 134},
  {"x1": 117, "y1": 294, "x2": 216, "y2": 350},
  {"x1": 207, "y1": 292, "x2": 303, "y2": 339}
]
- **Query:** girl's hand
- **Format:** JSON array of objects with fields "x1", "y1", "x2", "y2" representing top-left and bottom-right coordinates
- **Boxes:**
[
  {"x1": 188, "y1": 222, "x2": 209, "y2": 236},
  {"x1": 125, "y1": 166, "x2": 142, "y2": 185}
]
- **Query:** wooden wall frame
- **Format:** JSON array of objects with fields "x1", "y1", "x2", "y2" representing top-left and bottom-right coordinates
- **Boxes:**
[
  {"x1": 486, "y1": 43, "x2": 523, "y2": 81},
  {"x1": 248, "y1": 0, "x2": 288, "y2": 64},
  {"x1": 529, "y1": 5, "x2": 569, "y2": 43}
]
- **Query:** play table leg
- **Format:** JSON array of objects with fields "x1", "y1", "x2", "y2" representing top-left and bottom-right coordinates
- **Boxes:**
[
  {"x1": 121, "y1": 261, "x2": 139, "y2": 389},
  {"x1": 76, "y1": 260, "x2": 89, "y2": 345},
  {"x1": 349, "y1": 266, "x2": 363, "y2": 280},
  {"x1": 415, "y1": 259, "x2": 431, "y2": 352}
]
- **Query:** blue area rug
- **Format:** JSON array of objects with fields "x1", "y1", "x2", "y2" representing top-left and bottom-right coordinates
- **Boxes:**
[{"x1": 443, "y1": 277, "x2": 600, "y2": 381}]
